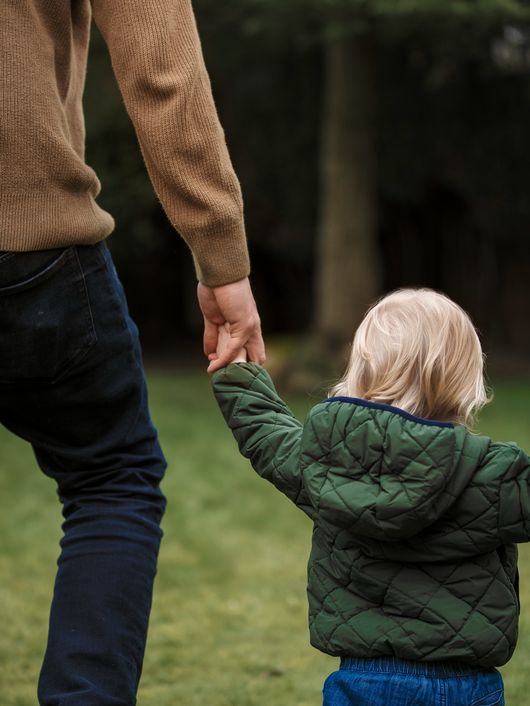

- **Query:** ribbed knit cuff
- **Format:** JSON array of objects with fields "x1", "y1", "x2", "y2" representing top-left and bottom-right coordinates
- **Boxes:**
[{"x1": 190, "y1": 225, "x2": 251, "y2": 287}]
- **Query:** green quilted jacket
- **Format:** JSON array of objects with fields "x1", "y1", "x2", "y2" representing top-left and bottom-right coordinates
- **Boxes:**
[{"x1": 212, "y1": 363, "x2": 530, "y2": 668}]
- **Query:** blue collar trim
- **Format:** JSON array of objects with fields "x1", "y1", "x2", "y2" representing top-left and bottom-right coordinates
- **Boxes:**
[{"x1": 324, "y1": 396, "x2": 454, "y2": 428}]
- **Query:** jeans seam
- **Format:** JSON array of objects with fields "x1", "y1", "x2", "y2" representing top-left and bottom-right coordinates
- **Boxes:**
[
  {"x1": 73, "y1": 245, "x2": 97, "y2": 345},
  {"x1": 48, "y1": 247, "x2": 98, "y2": 385},
  {"x1": 439, "y1": 677, "x2": 446, "y2": 706},
  {"x1": 97, "y1": 245, "x2": 149, "y2": 445}
]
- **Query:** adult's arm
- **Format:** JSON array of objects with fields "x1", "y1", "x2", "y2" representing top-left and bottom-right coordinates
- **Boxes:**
[{"x1": 90, "y1": 0, "x2": 250, "y2": 287}]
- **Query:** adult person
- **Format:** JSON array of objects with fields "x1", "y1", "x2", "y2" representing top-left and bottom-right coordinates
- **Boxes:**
[{"x1": 0, "y1": 1, "x2": 264, "y2": 704}]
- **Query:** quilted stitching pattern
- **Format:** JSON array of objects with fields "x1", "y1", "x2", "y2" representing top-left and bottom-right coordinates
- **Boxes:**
[{"x1": 212, "y1": 363, "x2": 530, "y2": 667}]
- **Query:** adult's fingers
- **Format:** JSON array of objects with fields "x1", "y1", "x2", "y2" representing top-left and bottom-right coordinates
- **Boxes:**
[
  {"x1": 203, "y1": 317, "x2": 219, "y2": 357},
  {"x1": 245, "y1": 331, "x2": 266, "y2": 365}
]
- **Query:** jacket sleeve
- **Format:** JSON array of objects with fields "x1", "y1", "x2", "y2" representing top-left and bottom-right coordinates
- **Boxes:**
[
  {"x1": 496, "y1": 444, "x2": 530, "y2": 544},
  {"x1": 212, "y1": 363, "x2": 316, "y2": 519},
  {"x1": 89, "y1": 0, "x2": 250, "y2": 287}
]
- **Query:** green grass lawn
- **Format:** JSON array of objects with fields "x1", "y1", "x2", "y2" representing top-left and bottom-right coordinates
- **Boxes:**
[{"x1": 0, "y1": 372, "x2": 529, "y2": 705}]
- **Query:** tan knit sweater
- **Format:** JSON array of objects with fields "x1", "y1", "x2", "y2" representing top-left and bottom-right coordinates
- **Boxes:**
[{"x1": 0, "y1": 0, "x2": 250, "y2": 287}]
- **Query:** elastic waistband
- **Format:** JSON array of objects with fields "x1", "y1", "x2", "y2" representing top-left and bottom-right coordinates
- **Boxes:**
[{"x1": 339, "y1": 656, "x2": 493, "y2": 678}]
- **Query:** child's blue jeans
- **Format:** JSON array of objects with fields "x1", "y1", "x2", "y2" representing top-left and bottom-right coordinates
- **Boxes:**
[
  {"x1": 323, "y1": 657, "x2": 504, "y2": 706},
  {"x1": 0, "y1": 241, "x2": 167, "y2": 705}
]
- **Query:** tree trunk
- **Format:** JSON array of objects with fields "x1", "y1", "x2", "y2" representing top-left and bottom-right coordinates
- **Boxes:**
[{"x1": 315, "y1": 32, "x2": 381, "y2": 357}]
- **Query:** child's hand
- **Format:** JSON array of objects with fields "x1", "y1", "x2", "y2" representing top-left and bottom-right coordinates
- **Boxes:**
[{"x1": 211, "y1": 323, "x2": 247, "y2": 367}]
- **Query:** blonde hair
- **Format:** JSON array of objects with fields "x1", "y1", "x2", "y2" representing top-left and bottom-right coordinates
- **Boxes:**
[{"x1": 330, "y1": 288, "x2": 490, "y2": 429}]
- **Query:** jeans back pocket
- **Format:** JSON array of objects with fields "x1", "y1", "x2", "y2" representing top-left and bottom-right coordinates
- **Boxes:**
[
  {"x1": 469, "y1": 690, "x2": 504, "y2": 706},
  {"x1": 0, "y1": 246, "x2": 97, "y2": 383}
]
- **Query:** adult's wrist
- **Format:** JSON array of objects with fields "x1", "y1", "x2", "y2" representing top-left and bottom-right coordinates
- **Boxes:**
[{"x1": 192, "y1": 239, "x2": 250, "y2": 288}]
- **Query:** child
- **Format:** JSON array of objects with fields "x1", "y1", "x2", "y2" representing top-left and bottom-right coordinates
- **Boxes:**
[{"x1": 211, "y1": 288, "x2": 528, "y2": 706}]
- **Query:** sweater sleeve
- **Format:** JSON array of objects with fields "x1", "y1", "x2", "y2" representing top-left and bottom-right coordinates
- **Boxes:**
[
  {"x1": 212, "y1": 363, "x2": 316, "y2": 519},
  {"x1": 89, "y1": 0, "x2": 250, "y2": 287}
]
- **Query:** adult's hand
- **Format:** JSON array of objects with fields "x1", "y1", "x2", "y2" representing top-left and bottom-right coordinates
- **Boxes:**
[{"x1": 197, "y1": 277, "x2": 266, "y2": 373}]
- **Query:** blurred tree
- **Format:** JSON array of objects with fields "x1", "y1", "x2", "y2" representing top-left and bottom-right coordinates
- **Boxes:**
[
  {"x1": 235, "y1": 0, "x2": 530, "y2": 358},
  {"x1": 315, "y1": 31, "x2": 380, "y2": 356}
]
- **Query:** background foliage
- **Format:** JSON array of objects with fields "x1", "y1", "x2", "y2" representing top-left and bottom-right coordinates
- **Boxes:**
[{"x1": 84, "y1": 1, "x2": 530, "y2": 362}]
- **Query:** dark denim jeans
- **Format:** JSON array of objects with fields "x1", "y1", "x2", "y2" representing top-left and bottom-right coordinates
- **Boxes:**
[
  {"x1": 0, "y1": 241, "x2": 167, "y2": 705},
  {"x1": 323, "y1": 657, "x2": 505, "y2": 706}
]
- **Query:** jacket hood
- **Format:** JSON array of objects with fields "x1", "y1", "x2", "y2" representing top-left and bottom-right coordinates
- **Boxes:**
[{"x1": 300, "y1": 397, "x2": 488, "y2": 541}]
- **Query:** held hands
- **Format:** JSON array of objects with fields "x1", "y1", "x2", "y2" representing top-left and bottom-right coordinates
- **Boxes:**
[
  {"x1": 197, "y1": 276, "x2": 265, "y2": 373},
  {"x1": 215, "y1": 323, "x2": 247, "y2": 364}
]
